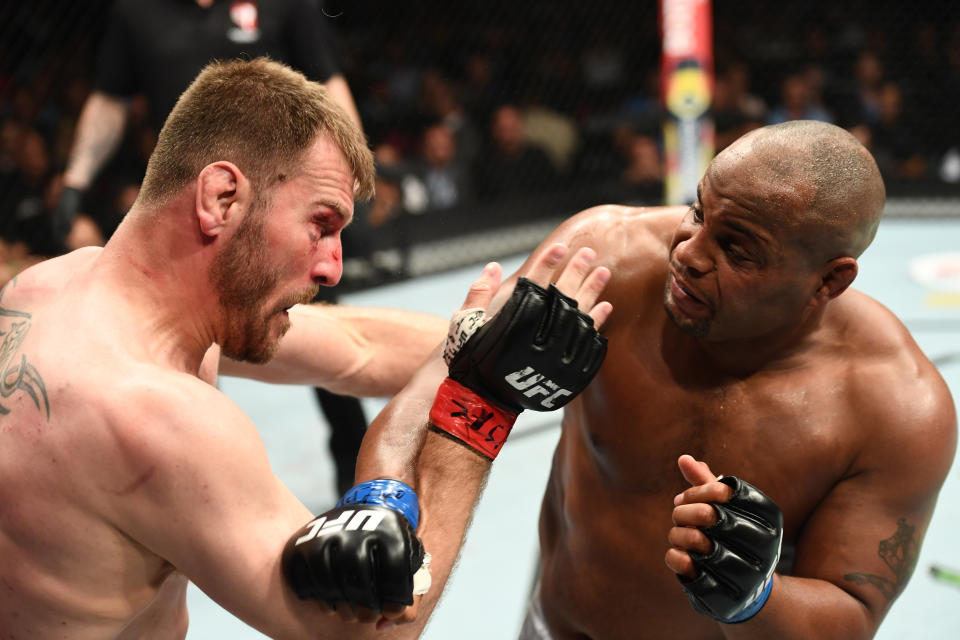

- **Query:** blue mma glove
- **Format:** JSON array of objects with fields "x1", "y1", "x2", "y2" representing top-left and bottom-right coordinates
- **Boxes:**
[{"x1": 679, "y1": 476, "x2": 783, "y2": 623}]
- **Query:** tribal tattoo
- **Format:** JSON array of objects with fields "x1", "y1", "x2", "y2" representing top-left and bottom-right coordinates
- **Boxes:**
[
  {"x1": 0, "y1": 303, "x2": 50, "y2": 420},
  {"x1": 844, "y1": 518, "x2": 918, "y2": 601}
]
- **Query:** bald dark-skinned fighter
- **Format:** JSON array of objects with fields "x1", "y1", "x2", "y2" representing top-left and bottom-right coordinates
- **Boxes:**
[{"x1": 513, "y1": 121, "x2": 956, "y2": 640}]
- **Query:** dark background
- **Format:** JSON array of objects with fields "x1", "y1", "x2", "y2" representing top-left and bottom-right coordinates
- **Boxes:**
[{"x1": 2, "y1": 0, "x2": 958, "y2": 288}]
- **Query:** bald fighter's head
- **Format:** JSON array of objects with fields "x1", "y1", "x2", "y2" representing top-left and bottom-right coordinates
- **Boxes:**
[
  {"x1": 711, "y1": 120, "x2": 885, "y2": 264},
  {"x1": 665, "y1": 121, "x2": 886, "y2": 342}
]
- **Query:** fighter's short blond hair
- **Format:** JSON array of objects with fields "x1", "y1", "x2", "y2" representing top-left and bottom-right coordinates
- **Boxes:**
[{"x1": 139, "y1": 57, "x2": 374, "y2": 207}]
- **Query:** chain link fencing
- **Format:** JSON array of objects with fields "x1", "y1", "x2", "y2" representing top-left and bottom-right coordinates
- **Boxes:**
[{"x1": 2, "y1": 0, "x2": 957, "y2": 287}]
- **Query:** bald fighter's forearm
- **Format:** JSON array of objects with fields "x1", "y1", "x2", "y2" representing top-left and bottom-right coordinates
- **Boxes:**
[
  {"x1": 353, "y1": 350, "x2": 448, "y2": 486},
  {"x1": 385, "y1": 432, "x2": 492, "y2": 638},
  {"x1": 717, "y1": 574, "x2": 875, "y2": 640},
  {"x1": 350, "y1": 367, "x2": 491, "y2": 637}
]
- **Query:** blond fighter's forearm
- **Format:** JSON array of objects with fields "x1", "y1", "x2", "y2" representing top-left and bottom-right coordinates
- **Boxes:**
[
  {"x1": 63, "y1": 91, "x2": 129, "y2": 190},
  {"x1": 219, "y1": 303, "x2": 447, "y2": 397}
]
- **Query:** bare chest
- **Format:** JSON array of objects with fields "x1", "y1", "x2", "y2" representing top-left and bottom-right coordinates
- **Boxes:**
[{"x1": 571, "y1": 333, "x2": 858, "y2": 527}]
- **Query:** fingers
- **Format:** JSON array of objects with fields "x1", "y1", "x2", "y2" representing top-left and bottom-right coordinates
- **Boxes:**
[
  {"x1": 379, "y1": 602, "x2": 408, "y2": 621},
  {"x1": 460, "y1": 262, "x2": 503, "y2": 312},
  {"x1": 524, "y1": 243, "x2": 570, "y2": 286},
  {"x1": 667, "y1": 505, "x2": 716, "y2": 580},
  {"x1": 524, "y1": 243, "x2": 614, "y2": 329},
  {"x1": 667, "y1": 457, "x2": 736, "y2": 582},
  {"x1": 332, "y1": 601, "x2": 416, "y2": 628},
  {"x1": 375, "y1": 599, "x2": 420, "y2": 631},
  {"x1": 581, "y1": 270, "x2": 613, "y2": 329},
  {"x1": 668, "y1": 523, "x2": 713, "y2": 554},
  {"x1": 672, "y1": 502, "x2": 719, "y2": 528},
  {"x1": 350, "y1": 605, "x2": 381, "y2": 624},
  {"x1": 553, "y1": 246, "x2": 598, "y2": 295},
  {"x1": 665, "y1": 547, "x2": 698, "y2": 579},
  {"x1": 677, "y1": 454, "x2": 718, "y2": 488},
  {"x1": 677, "y1": 481, "x2": 734, "y2": 509}
]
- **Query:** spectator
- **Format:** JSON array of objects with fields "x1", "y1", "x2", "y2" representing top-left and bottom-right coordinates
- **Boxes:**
[
  {"x1": 0, "y1": 127, "x2": 61, "y2": 258},
  {"x1": 461, "y1": 52, "x2": 502, "y2": 124},
  {"x1": 590, "y1": 124, "x2": 662, "y2": 204},
  {"x1": 870, "y1": 82, "x2": 928, "y2": 180},
  {"x1": 418, "y1": 69, "x2": 482, "y2": 168},
  {"x1": 843, "y1": 50, "x2": 887, "y2": 127},
  {"x1": 367, "y1": 143, "x2": 408, "y2": 229},
  {"x1": 767, "y1": 71, "x2": 833, "y2": 124},
  {"x1": 413, "y1": 122, "x2": 475, "y2": 211},
  {"x1": 522, "y1": 100, "x2": 580, "y2": 174},
  {"x1": 55, "y1": 0, "x2": 362, "y2": 244},
  {"x1": 618, "y1": 132, "x2": 663, "y2": 196},
  {"x1": 712, "y1": 62, "x2": 767, "y2": 151},
  {"x1": 478, "y1": 104, "x2": 557, "y2": 198}
]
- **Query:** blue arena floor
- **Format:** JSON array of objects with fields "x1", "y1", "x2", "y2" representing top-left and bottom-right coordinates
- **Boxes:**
[{"x1": 187, "y1": 217, "x2": 960, "y2": 639}]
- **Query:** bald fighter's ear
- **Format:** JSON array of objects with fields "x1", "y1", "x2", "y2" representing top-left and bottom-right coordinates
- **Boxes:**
[
  {"x1": 196, "y1": 162, "x2": 251, "y2": 237},
  {"x1": 812, "y1": 257, "x2": 858, "y2": 306}
]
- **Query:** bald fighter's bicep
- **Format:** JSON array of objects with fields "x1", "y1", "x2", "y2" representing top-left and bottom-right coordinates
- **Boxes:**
[{"x1": 788, "y1": 399, "x2": 956, "y2": 629}]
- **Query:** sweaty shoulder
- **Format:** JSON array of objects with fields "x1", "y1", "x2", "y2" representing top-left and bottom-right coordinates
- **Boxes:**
[
  {"x1": 540, "y1": 205, "x2": 685, "y2": 316},
  {"x1": 832, "y1": 289, "x2": 957, "y2": 485},
  {"x1": 548, "y1": 204, "x2": 684, "y2": 263}
]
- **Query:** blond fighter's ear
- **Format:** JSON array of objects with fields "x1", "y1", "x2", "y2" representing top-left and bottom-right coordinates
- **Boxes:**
[{"x1": 196, "y1": 162, "x2": 251, "y2": 238}]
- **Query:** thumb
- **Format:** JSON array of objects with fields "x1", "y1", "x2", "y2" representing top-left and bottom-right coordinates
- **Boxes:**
[
  {"x1": 460, "y1": 262, "x2": 502, "y2": 312},
  {"x1": 677, "y1": 454, "x2": 718, "y2": 487}
]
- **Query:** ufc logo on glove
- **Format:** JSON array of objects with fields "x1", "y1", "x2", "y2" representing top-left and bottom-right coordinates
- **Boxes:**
[
  {"x1": 433, "y1": 278, "x2": 608, "y2": 459},
  {"x1": 294, "y1": 509, "x2": 386, "y2": 545},
  {"x1": 504, "y1": 366, "x2": 572, "y2": 409}
]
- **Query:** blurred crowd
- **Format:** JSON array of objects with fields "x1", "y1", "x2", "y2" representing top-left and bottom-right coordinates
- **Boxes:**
[{"x1": 2, "y1": 0, "x2": 959, "y2": 286}]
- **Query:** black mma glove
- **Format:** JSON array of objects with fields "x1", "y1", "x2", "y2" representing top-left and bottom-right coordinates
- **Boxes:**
[
  {"x1": 51, "y1": 186, "x2": 84, "y2": 243},
  {"x1": 679, "y1": 476, "x2": 783, "y2": 623},
  {"x1": 430, "y1": 277, "x2": 607, "y2": 458},
  {"x1": 282, "y1": 480, "x2": 427, "y2": 611}
]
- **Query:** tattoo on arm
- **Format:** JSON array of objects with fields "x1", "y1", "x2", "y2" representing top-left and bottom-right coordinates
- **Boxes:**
[
  {"x1": 0, "y1": 305, "x2": 50, "y2": 420},
  {"x1": 843, "y1": 518, "x2": 918, "y2": 601}
]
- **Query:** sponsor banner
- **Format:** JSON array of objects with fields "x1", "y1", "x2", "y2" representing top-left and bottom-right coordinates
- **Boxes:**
[{"x1": 660, "y1": 0, "x2": 714, "y2": 205}]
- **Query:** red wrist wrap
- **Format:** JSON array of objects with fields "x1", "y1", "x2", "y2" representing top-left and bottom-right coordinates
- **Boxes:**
[{"x1": 429, "y1": 378, "x2": 518, "y2": 460}]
